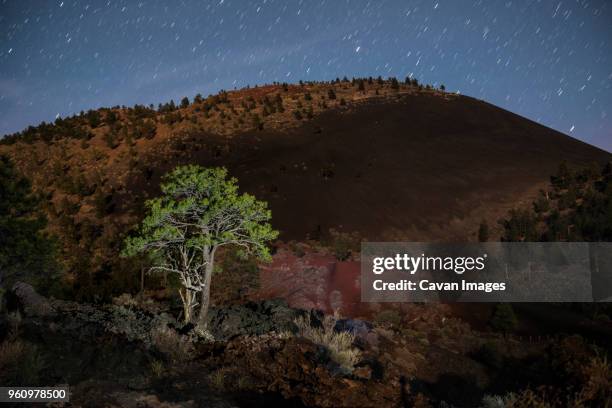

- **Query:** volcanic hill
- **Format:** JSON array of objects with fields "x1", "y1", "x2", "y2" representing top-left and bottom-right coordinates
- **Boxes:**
[{"x1": 1, "y1": 78, "x2": 610, "y2": 286}]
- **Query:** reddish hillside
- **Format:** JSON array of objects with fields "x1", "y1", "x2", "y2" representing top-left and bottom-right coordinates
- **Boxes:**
[{"x1": 1, "y1": 79, "x2": 609, "y2": 294}]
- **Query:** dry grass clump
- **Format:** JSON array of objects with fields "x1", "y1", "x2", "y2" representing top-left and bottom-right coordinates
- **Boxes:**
[
  {"x1": 0, "y1": 340, "x2": 26, "y2": 372},
  {"x1": 0, "y1": 315, "x2": 45, "y2": 385},
  {"x1": 374, "y1": 309, "x2": 402, "y2": 328},
  {"x1": 481, "y1": 354, "x2": 612, "y2": 408},
  {"x1": 112, "y1": 293, "x2": 139, "y2": 307},
  {"x1": 149, "y1": 359, "x2": 165, "y2": 379},
  {"x1": 150, "y1": 325, "x2": 193, "y2": 362},
  {"x1": 575, "y1": 354, "x2": 611, "y2": 406},
  {"x1": 208, "y1": 368, "x2": 227, "y2": 390},
  {"x1": 294, "y1": 312, "x2": 360, "y2": 374}
]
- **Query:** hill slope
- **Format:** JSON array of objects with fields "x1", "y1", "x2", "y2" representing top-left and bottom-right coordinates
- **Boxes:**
[
  {"x1": 1, "y1": 79, "x2": 609, "y2": 294},
  {"x1": 134, "y1": 91, "x2": 611, "y2": 241}
]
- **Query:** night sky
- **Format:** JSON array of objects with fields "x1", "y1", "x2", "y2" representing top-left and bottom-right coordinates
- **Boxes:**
[{"x1": 1, "y1": 0, "x2": 610, "y2": 151}]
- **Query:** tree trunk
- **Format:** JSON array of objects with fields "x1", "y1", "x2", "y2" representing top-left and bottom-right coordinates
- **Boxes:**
[
  {"x1": 196, "y1": 252, "x2": 215, "y2": 331},
  {"x1": 179, "y1": 288, "x2": 195, "y2": 323},
  {"x1": 0, "y1": 268, "x2": 4, "y2": 313},
  {"x1": 139, "y1": 266, "x2": 145, "y2": 299}
]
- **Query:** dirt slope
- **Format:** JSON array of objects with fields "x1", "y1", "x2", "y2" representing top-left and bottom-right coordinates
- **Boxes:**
[
  {"x1": 135, "y1": 93, "x2": 610, "y2": 241},
  {"x1": 2, "y1": 81, "x2": 610, "y2": 256}
]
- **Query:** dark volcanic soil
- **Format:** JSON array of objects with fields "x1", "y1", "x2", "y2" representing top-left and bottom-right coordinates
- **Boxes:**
[{"x1": 135, "y1": 93, "x2": 610, "y2": 241}]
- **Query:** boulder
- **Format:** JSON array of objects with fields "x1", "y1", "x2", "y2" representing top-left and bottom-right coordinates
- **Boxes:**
[
  {"x1": 11, "y1": 281, "x2": 55, "y2": 317},
  {"x1": 334, "y1": 318, "x2": 373, "y2": 337},
  {"x1": 206, "y1": 299, "x2": 303, "y2": 341},
  {"x1": 334, "y1": 318, "x2": 378, "y2": 348}
]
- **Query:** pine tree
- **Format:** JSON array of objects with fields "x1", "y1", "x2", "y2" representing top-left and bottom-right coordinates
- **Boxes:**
[
  {"x1": 489, "y1": 303, "x2": 518, "y2": 336},
  {"x1": 478, "y1": 220, "x2": 489, "y2": 242},
  {"x1": 0, "y1": 155, "x2": 59, "y2": 297},
  {"x1": 122, "y1": 166, "x2": 277, "y2": 330},
  {"x1": 252, "y1": 113, "x2": 263, "y2": 130}
]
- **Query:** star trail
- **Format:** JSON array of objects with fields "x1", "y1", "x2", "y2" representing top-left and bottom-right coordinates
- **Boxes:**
[{"x1": 1, "y1": 0, "x2": 610, "y2": 150}]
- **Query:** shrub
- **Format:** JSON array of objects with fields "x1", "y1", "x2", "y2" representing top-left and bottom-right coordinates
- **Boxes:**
[
  {"x1": 487, "y1": 352, "x2": 611, "y2": 406},
  {"x1": 150, "y1": 325, "x2": 193, "y2": 362},
  {"x1": 374, "y1": 309, "x2": 402, "y2": 327},
  {"x1": 294, "y1": 312, "x2": 360, "y2": 374},
  {"x1": 489, "y1": 303, "x2": 518, "y2": 335},
  {"x1": 475, "y1": 341, "x2": 504, "y2": 369},
  {"x1": 0, "y1": 339, "x2": 25, "y2": 372},
  {"x1": 306, "y1": 106, "x2": 314, "y2": 119},
  {"x1": 571, "y1": 354, "x2": 610, "y2": 404},
  {"x1": 0, "y1": 339, "x2": 45, "y2": 385},
  {"x1": 500, "y1": 209, "x2": 538, "y2": 241},
  {"x1": 103, "y1": 130, "x2": 121, "y2": 149},
  {"x1": 478, "y1": 220, "x2": 489, "y2": 242},
  {"x1": 112, "y1": 293, "x2": 138, "y2": 308},
  {"x1": 288, "y1": 242, "x2": 306, "y2": 258},
  {"x1": 149, "y1": 359, "x2": 165, "y2": 379},
  {"x1": 480, "y1": 393, "x2": 517, "y2": 408},
  {"x1": 328, "y1": 228, "x2": 361, "y2": 261},
  {"x1": 251, "y1": 113, "x2": 263, "y2": 130},
  {"x1": 93, "y1": 189, "x2": 115, "y2": 217},
  {"x1": 209, "y1": 368, "x2": 226, "y2": 390}
]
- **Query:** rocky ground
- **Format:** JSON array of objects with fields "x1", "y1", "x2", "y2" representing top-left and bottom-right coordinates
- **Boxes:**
[
  {"x1": 4, "y1": 283, "x2": 405, "y2": 407},
  {"x1": 4, "y1": 282, "x2": 610, "y2": 408}
]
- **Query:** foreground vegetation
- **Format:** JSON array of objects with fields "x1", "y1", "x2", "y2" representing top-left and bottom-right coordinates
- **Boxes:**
[{"x1": 122, "y1": 165, "x2": 277, "y2": 331}]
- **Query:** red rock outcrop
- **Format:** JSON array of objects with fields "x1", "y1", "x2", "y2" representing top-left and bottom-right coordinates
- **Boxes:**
[{"x1": 257, "y1": 245, "x2": 364, "y2": 317}]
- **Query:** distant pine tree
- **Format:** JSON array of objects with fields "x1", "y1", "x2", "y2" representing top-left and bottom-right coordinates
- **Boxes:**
[
  {"x1": 252, "y1": 113, "x2": 263, "y2": 130},
  {"x1": 489, "y1": 303, "x2": 518, "y2": 336},
  {"x1": 478, "y1": 220, "x2": 489, "y2": 242}
]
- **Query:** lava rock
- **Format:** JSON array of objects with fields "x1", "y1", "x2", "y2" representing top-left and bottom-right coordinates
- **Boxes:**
[
  {"x1": 206, "y1": 299, "x2": 303, "y2": 341},
  {"x1": 11, "y1": 281, "x2": 55, "y2": 317}
]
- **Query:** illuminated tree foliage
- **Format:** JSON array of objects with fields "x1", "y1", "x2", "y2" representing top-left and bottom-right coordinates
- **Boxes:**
[{"x1": 123, "y1": 165, "x2": 278, "y2": 331}]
